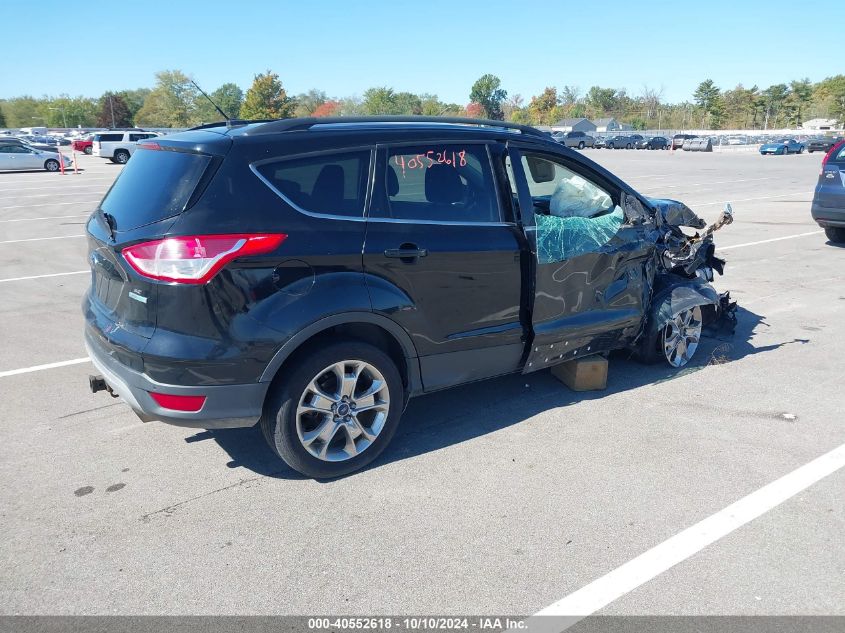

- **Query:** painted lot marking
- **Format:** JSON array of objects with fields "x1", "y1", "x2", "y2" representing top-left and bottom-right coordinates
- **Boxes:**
[
  {"x1": 0, "y1": 357, "x2": 90, "y2": 378},
  {"x1": 0, "y1": 214, "x2": 88, "y2": 223},
  {"x1": 1, "y1": 200, "x2": 102, "y2": 210},
  {"x1": 720, "y1": 231, "x2": 824, "y2": 251},
  {"x1": 0, "y1": 270, "x2": 88, "y2": 283},
  {"x1": 6, "y1": 191, "x2": 106, "y2": 200},
  {"x1": 528, "y1": 442, "x2": 845, "y2": 624},
  {"x1": 0, "y1": 234, "x2": 84, "y2": 244},
  {"x1": 689, "y1": 190, "x2": 814, "y2": 207}
]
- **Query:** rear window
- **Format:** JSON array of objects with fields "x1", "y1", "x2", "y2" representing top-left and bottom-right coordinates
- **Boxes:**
[
  {"x1": 832, "y1": 145, "x2": 845, "y2": 163},
  {"x1": 255, "y1": 150, "x2": 371, "y2": 217},
  {"x1": 100, "y1": 148, "x2": 211, "y2": 230},
  {"x1": 95, "y1": 133, "x2": 122, "y2": 142}
]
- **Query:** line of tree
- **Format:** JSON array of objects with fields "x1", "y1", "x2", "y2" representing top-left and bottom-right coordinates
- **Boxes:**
[{"x1": 1, "y1": 71, "x2": 843, "y2": 130}]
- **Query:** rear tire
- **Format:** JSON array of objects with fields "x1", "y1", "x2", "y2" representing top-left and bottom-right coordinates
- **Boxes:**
[
  {"x1": 626, "y1": 143, "x2": 632, "y2": 149},
  {"x1": 114, "y1": 150, "x2": 130, "y2": 164},
  {"x1": 824, "y1": 227, "x2": 845, "y2": 243},
  {"x1": 578, "y1": 141, "x2": 585, "y2": 149},
  {"x1": 260, "y1": 341, "x2": 404, "y2": 478},
  {"x1": 83, "y1": 146, "x2": 92, "y2": 155},
  {"x1": 44, "y1": 159, "x2": 59, "y2": 172}
]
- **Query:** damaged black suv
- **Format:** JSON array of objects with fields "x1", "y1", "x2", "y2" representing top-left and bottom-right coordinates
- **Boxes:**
[{"x1": 84, "y1": 116, "x2": 735, "y2": 478}]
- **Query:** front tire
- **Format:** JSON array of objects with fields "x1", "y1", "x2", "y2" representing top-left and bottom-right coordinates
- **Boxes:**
[
  {"x1": 260, "y1": 342, "x2": 404, "y2": 478},
  {"x1": 44, "y1": 159, "x2": 59, "y2": 172},
  {"x1": 578, "y1": 141, "x2": 585, "y2": 149},
  {"x1": 626, "y1": 143, "x2": 632, "y2": 149},
  {"x1": 824, "y1": 227, "x2": 845, "y2": 243}
]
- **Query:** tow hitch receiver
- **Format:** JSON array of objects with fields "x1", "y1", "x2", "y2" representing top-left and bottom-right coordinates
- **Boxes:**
[{"x1": 89, "y1": 374, "x2": 118, "y2": 397}]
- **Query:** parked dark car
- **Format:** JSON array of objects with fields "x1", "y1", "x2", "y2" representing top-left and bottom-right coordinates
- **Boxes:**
[
  {"x1": 83, "y1": 116, "x2": 735, "y2": 478},
  {"x1": 606, "y1": 135, "x2": 636, "y2": 149},
  {"x1": 806, "y1": 137, "x2": 843, "y2": 153},
  {"x1": 672, "y1": 134, "x2": 697, "y2": 150},
  {"x1": 811, "y1": 140, "x2": 845, "y2": 243},
  {"x1": 636, "y1": 136, "x2": 669, "y2": 150}
]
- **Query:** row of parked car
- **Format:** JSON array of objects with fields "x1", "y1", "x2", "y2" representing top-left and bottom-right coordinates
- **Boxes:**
[
  {"x1": 0, "y1": 128, "x2": 162, "y2": 171},
  {"x1": 552, "y1": 131, "x2": 687, "y2": 150}
]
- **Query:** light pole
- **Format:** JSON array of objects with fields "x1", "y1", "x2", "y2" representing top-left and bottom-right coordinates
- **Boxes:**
[{"x1": 108, "y1": 95, "x2": 115, "y2": 128}]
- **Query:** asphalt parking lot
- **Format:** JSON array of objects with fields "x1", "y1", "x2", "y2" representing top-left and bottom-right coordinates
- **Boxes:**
[{"x1": 0, "y1": 148, "x2": 843, "y2": 618}]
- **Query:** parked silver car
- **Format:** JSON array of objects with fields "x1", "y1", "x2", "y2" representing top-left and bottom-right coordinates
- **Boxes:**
[
  {"x1": 552, "y1": 130, "x2": 595, "y2": 149},
  {"x1": 0, "y1": 143, "x2": 73, "y2": 171}
]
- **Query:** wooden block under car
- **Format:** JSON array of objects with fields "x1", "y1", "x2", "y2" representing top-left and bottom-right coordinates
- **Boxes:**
[{"x1": 551, "y1": 356, "x2": 608, "y2": 391}]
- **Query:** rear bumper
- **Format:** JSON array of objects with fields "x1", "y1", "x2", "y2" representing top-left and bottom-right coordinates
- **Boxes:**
[
  {"x1": 811, "y1": 203, "x2": 845, "y2": 227},
  {"x1": 85, "y1": 328, "x2": 267, "y2": 429}
]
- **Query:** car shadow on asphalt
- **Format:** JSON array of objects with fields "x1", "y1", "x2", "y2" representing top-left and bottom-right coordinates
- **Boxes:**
[{"x1": 190, "y1": 306, "x2": 808, "y2": 480}]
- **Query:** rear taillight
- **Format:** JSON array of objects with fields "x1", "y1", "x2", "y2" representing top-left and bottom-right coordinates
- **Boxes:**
[
  {"x1": 149, "y1": 392, "x2": 206, "y2": 412},
  {"x1": 138, "y1": 141, "x2": 161, "y2": 151},
  {"x1": 821, "y1": 140, "x2": 844, "y2": 173},
  {"x1": 122, "y1": 233, "x2": 286, "y2": 284}
]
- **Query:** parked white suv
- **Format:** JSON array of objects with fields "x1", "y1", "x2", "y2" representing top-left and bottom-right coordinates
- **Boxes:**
[{"x1": 92, "y1": 130, "x2": 159, "y2": 164}]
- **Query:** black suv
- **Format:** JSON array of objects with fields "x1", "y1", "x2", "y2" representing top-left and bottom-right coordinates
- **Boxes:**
[{"x1": 84, "y1": 116, "x2": 734, "y2": 477}]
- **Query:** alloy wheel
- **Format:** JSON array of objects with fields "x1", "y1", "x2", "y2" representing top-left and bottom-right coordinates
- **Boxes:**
[
  {"x1": 295, "y1": 360, "x2": 390, "y2": 462},
  {"x1": 662, "y1": 306, "x2": 703, "y2": 367}
]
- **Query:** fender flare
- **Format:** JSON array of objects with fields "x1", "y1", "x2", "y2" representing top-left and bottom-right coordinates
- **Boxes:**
[
  {"x1": 259, "y1": 311, "x2": 421, "y2": 392},
  {"x1": 638, "y1": 278, "x2": 721, "y2": 357}
]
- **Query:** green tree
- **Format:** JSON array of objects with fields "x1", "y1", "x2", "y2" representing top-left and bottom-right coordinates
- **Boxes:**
[
  {"x1": 527, "y1": 87, "x2": 559, "y2": 125},
  {"x1": 294, "y1": 89, "x2": 327, "y2": 117},
  {"x1": 812, "y1": 75, "x2": 845, "y2": 124},
  {"x1": 2, "y1": 96, "x2": 41, "y2": 128},
  {"x1": 0, "y1": 103, "x2": 6, "y2": 127},
  {"x1": 240, "y1": 70, "x2": 293, "y2": 120},
  {"x1": 196, "y1": 82, "x2": 243, "y2": 121},
  {"x1": 362, "y1": 87, "x2": 398, "y2": 114},
  {"x1": 97, "y1": 92, "x2": 132, "y2": 128},
  {"x1": 134, "y1": 70, "x2": 200, "y2": 127},
  {"x1": 761, "y1": 83, "x2": 789, "y2": 128},
  {"x1": 693, "y1": 79, "x2": 724, "y2": 128},
  {"x1": 120, "y1": 88, "x2": 151, "y2": 122},
  {"x1": 585, "y1": 86, "x2": 618, "y2": 117},
  {"x1": 469, "y1": 74, "x2": 507, "y2": 120}
]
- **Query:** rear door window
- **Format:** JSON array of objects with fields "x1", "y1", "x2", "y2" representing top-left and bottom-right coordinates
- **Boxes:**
[
  {"x1": 255, "y1": 150, "x2": 371, "y2": 217},
  {"x1": 100, "y1": 148, "x2": 211, "y2": 230},
  {"x1": 95, "y1": 133, "x2": 122, "y2": 142},
  {"x1": 384, "y1": 144, "x2": 500, "y2": 223}
]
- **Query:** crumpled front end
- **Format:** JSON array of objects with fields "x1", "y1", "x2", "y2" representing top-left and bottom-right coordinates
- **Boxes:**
[{"x1": 625, "y1": 195, "x2": 739, "y2": 359}]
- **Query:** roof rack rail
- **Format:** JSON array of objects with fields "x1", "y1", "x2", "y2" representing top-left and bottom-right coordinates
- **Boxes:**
[
  {"x1": 246, "y1": 116, "x2": 548, "y2": 138},
  {"x1": 188, "y1": 119, "x2": 279, "y2": 131}
]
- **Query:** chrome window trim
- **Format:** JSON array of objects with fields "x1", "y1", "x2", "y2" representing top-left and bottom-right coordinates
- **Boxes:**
[{"x1": 249, "y1": 146, "x2": 375, "y2": 222}]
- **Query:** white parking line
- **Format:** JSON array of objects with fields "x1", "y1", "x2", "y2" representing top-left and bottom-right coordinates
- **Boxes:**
[
  {"x1": 0, "y1": 235, "x2": 85, "y2": 244},
  {"x1": 1, "y1": 200, "x2": 101, "y2": 210},
  {"x1": 690, "y1": 190, "x2": 814, "y2": 207},
  {"x1": 0, "y1": 214, "x2": 88, "y2": 223},
  {"x1": 528, "y1": 442, "x2": 845, "y2": 624},
  {"x1": 720, "y1": 231, "x2": 824, "y2": 251},
  {"x1": 4, "y1": 192, "x2": 106, "y2": 200},
  {"x1": 0, "y1": 270, "x2": 88, "y2": 283},
  {"x1": 0, "y1": 357, "x2": 90, "y2": 378},
  {"x1": 0, "y1": 184, "x2": 111, "y2": 193}
]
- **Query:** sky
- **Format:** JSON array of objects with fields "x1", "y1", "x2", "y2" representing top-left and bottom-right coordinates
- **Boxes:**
[{"x1": 2, "y1": 0, "x2": 843, "y2": 105}]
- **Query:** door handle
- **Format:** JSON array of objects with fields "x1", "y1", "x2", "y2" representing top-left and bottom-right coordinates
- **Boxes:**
[{"x1": 384, "y1": 245, "x2": 428, "y2": 259}]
